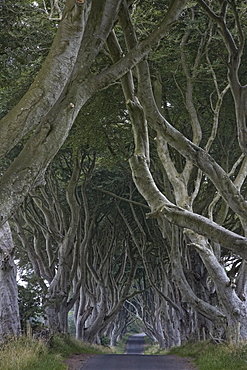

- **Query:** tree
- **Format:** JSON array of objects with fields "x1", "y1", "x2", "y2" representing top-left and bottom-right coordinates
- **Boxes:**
[
  {"x1": 0, "y1": 0, "x2": 56, "y2": 119},
  {"x1": 110, "y1": 0, "x2": 247, "y2": 340},
  {"x1": 0, "y1": 0, "x2": 186, "y2": 224},
  {"x1": 0, "y1": 0, "x2": 187, "y2": 339},
  {"x1": 0, "y1": 222, "x2": 21, "y2": 340},
  {"x1": 13, "y1": 149, "x2": 96, "y2": 333},
  {"x1": 2, "y1": 0, "x2": 247, "y2": 345}
]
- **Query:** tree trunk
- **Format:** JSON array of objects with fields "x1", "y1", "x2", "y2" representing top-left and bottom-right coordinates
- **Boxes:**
[
  {"x1": 0, "y1": 222, "x2": 21, "y2": 340},
  {"x1": 45, "y1": 293, "x2": 70, "y2": 333}
]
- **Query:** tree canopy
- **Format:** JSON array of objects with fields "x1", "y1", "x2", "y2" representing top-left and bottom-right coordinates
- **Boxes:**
[{"x1": 1, "y1": 0, "x2": 247, "y2": 346}]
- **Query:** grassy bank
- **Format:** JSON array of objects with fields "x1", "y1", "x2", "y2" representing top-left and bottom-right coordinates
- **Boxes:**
[
  {"x1": 170, "y1": 341, "x2": 247, "y2": 370},
  {"x1": 145, "y1": 340, "x2": 247, "y2": 370},
  {"x1": 0, "y1": 335, "x2": 111, "y2": 370}
]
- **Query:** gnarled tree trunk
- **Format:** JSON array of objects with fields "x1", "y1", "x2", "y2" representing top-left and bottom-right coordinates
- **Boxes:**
[{"x1": 0, "y1": 222, "x2": 21, "y2": 341}]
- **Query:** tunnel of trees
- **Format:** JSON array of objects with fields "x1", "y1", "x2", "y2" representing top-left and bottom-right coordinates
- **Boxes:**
[{"x1": 1, "y1": 0, "x2": 247, "y2": 347}]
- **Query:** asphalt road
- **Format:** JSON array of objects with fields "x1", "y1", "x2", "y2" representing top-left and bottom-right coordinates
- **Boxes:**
[
  {"x1": 125, "y1": 333, "x2": 145, "y2": 354},
  {"x1": 81, "y1": 354, "x2": 195, "y2": 369},
  {"x1": 81, "y1": 334, "x2": 196, "y2": 370}
]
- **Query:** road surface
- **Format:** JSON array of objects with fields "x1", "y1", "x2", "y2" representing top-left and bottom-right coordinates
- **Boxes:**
[
  {"x1": 81, "y1": 334, "x2": 196, "y2": 369},
  {"x1": 81, "y1": 354, "x2": 195, "y2": 369},
  {"x1": 125, "y1": 333, "x2": 145, "y2": 354}
]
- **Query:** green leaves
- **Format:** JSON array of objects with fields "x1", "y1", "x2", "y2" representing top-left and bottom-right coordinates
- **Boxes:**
[
  {"x1": 0, "y1": 0, "x2": 57, "y2": 117},
  {"x1": 18, "y1": 272, "x2": 46, "y2": 328}
]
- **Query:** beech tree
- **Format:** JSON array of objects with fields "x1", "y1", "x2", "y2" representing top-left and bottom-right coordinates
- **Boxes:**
[
  {"x1": 0, "y1": 222, "x2": 21, "y2": 340},
  {"x1": 13, "y1": 149, "x2": 94, "y2": 333},
  {"x1": 1, "y1": 0, "x2": 247, "y2": 345},
  {"x1": 0, "y1": 0, "x2": 187, "y2": 339},
  {"x1": 14, "y1": 143, "x2": 143, "y2": 342},
  {"x1": 110, "y1": 0, "x2": 247, "y2": 341}
]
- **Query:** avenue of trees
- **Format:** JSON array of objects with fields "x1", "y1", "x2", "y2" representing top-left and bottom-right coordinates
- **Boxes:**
[{"x1": 1, "y1": 0, "x2": 247, "y2": 347}]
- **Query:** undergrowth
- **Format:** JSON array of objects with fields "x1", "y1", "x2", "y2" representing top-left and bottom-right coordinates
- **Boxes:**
[{"x1": 0, "y1": 334, "x2": 112, "y2": 370}]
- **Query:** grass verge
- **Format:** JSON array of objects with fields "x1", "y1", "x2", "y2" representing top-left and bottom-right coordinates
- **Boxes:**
[
  {"x1": 0, "y1": 335, "x2": 112, "y2": 370},
  {"x1": 147, "y1": 340, "x2": 247, "y2": 370}
]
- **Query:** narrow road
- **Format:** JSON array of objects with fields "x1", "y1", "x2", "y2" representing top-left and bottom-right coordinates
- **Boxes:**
[
  {"x1": 81, "y1": 334, "x2": 197, "y2": 370},
  {"x1": 81, "y1": 354, "x2": 196, "y2": 369},
  {"x1": 125, "y1": 333, "x2": 145, "y2": 354}
]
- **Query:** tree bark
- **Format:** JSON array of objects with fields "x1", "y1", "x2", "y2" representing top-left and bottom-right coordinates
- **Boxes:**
[
  {"x1": 0, "y1": 0, "x2": 187, "y2": 228},
  {"x1": 0, "y1": 222, "x2": 21, "y2": 341},
  {"x1": 0, "y1": 0, "x2": 91, "y2": 159}
]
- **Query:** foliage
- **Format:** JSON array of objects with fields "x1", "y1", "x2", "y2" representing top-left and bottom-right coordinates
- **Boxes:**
[
  {"x1": 126, "y1": 319, "x2": 144, "y2": 335},
  {"x1": 0, "y1": 0, "x2": 57, "y2": 118},
  {"x1": 66, "y1": 85, "x2": 133, "y2": 169},
  {"x1": 100, "y1": 335, "x2": 111, "y2": 346},
  {"x1": 17, "y1": 271, "x2": 46, "y2": 330},
  {"x1": 144, "y1": 343, "x2": 161, "y2": 355},
  {"x1": 68, "y1": 311, "x2": 76, "y2": 336}
]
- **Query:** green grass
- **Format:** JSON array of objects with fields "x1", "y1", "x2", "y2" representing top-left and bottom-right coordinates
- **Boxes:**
[
  {"x1": 144, "y1": 343, "x2": 161, "y2": 355},
  {"x1": 143, "y1": 340, "x2": 247, "y2": 369},
  {"x1": 49, "y1": 334, "x2": 112, "y2": 357},
  {"x1": 0, "y1": 335, "x2": 112, "y2": 370},
  {"x1": 168, "y1": 341, "x2": 247, "y2": 370},
  {"x1": 0, "y1": 336, "x2": 64, "y2": 370}
]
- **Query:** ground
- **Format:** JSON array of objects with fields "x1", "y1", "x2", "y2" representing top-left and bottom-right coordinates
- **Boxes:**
[{"x1": 63, "y1": 353, "x2": 95, "y2": 370}]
